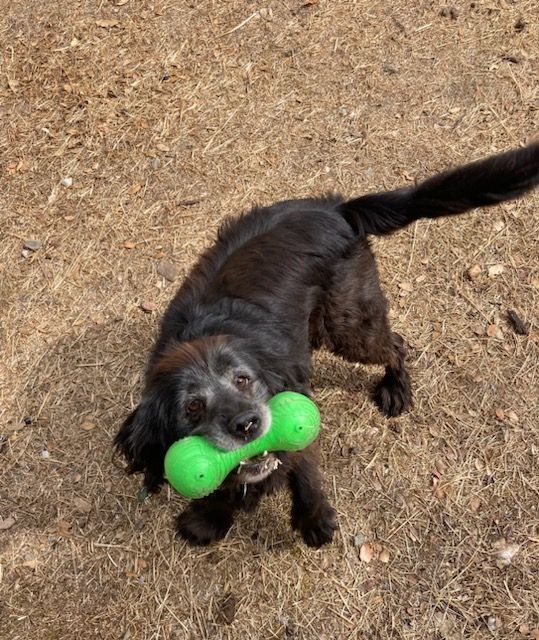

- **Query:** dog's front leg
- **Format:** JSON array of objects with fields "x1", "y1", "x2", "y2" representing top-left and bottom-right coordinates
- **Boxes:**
[
  {"x1": 288, "y1": 448, "x2": 338, "y2": 548},
  {"x1": 176, "y1": 492, "x2": 236, "y2": 546}
]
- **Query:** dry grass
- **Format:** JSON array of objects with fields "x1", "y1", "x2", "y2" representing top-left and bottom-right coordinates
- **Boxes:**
[{"x1": 1, "y1": 1, "x2": 538, "y2": 638}]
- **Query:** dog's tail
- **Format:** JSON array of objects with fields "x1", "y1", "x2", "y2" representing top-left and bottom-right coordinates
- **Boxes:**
[{"x1": 339, "y1": 142, "x2": 539, "y2": 236}]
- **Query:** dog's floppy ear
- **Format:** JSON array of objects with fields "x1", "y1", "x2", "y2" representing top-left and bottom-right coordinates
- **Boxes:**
[{"x1": 114, "y1": 390, "x2": 177, "y2": 492}]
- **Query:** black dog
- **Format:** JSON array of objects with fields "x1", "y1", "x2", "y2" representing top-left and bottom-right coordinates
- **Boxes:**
[{"x1": 115, "y1": 143, "x2": 538, "y2": 547}]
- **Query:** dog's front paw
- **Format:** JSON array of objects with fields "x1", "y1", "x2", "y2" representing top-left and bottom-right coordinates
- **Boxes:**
[
  {"x1": 176, "y1": 506, "x2": 233, "y2": 546},
  {"x1": 292, "y1": 502, "x2": 338, "y2": 548}
]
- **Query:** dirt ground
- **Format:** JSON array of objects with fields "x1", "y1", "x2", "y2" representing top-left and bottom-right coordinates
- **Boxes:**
[{"x1": 1, "y1": 1, "x2": 538, "y2": 638}]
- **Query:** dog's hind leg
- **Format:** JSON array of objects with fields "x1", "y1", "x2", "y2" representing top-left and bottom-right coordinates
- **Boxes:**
[{"x1": 321, "y1": 241, "x2": 412, "y2": 417}]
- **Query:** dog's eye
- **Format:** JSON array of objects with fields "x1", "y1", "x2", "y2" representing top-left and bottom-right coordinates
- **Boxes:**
[
  {"x1": 235, "y1": 375, "x2": 250, "y2": 389},
  {"x1": 185, "y1": 399, "x2": 204, "y2": 415}
]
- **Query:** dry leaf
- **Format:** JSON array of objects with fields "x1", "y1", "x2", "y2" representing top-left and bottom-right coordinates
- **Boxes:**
[
  {"x1": 22, "y1": 558, "x2": 39, "y2": 569},
  {"x1": 0, "y1": 515, "x2": 16, "y2": 530},
  {"x1": 95, "y1": 19, "x2": 119, "y2": 28},
  {"x1": 129, "y1": 183, "x2": 142, "y2": 196},
  {"x1": 359, "y1": 542, "x2": 374, "y2": 563},
  {"x1": 379, "y1": 549, "x2": 390, "y2": 563},
  {"x1": 488, "y1": 264, "x2": 505, "y2": 277},
  {"x1": 506, "y1": 410, "x2": 519, "y2": 424},
  {"x1": 80, "y1": 419, "x2": 96, "y2": 431},
  {"x1": 398, "y1": 281, "x2": 413, "y2": 293},
  {"x1": 474, "y1": 458, "x2": 485, "y2": 471},
  {"x1": 467, "y1": 264, "x2": 482, "y2": 280},
  {"x1": 57, "y1": 519, "x2": 72, "y2": 537},
  {"x1": 486, "y1": 324, "x2": 503, "y2": 339},
  {"x1": 156, "y1": 143, "x2": 170, "y2": 152},
  {"x1": 74, "y1": 497, "x2": 92, "y2": 513},
  {"x1": 495, "y1": 541, "x2": 519, "y2": 566}
]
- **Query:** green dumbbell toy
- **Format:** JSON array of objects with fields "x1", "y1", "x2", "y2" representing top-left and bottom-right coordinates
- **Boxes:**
[{"x1": 164, "y1": 391, "x2": 320, "y2": 499}]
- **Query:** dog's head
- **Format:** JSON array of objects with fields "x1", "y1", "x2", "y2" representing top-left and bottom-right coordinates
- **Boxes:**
[{"x1": 115, "y1": 335, "x2": 278, "y2": 490}]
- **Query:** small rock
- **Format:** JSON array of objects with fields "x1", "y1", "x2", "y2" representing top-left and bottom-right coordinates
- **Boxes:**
[
  {"x1": 359, "y1": 542, "x2": 374, "y2": 562},
  {"x1": 519, "y1": 623, "x2": 530, "y2": 635},
  {"x1": 157, "y1": 260, "x2": 178, "y2": 282},
  {"x1": 440, "y1": 6, "x2": 459, "y2": 19},
  {"x1": 467, "y1": 264, "x2": 482, "y2": 280},
  {"x1": 487, "y1": 616, "x2": 500, "y2": 632},
  {"x1": 123, "y1": 240, "x2": 136, "y2": 250},
  {"x1": 353, "y1": 533, "x2": 365, "y2": 548},
  {"x1": 379, "y1": 549, "x2": 390, "y2": 563},
  {"x1": 151, "y1": 157, "x2": 161, "y2": 170},
  {"x1": 21, "y1": 248, "x2": 31, "y2": 259},
  {"x1": 80, "y1": 419, "x2": 96, "y2": 431},
  {"x1": 61, "y1": 177, "x2": 73, "y2": 187},
  {"x1": 23, "y1": 239, "x2": 42, "y2": 251},
  {"x1": 41, "y1": 450, "x2": 50, "y2": 459},
  {"x1": 382, "y1": 63, "x2": 398, "y2": 74},
  {"x1": 140, "y1": 301, "x2": 156, "y2": 314}
]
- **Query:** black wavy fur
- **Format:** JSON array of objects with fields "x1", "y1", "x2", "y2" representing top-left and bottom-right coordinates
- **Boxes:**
[{"x1": 115, "y1": 142, "x2": 538, "y2": 547}]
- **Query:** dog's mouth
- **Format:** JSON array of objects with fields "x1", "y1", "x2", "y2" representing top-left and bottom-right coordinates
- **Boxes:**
[{"x1": 236, "y1": 451, "x2": 280, "y2": 484}]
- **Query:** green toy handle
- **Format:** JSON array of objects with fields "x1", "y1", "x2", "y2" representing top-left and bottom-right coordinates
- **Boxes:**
[{"x1": 164, "y1": 391, "x2": 320, "y2": 499}]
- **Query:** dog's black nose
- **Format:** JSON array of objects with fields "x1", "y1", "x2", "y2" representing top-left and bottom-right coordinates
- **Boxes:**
[{"x1": 228, "y1": 412, "x2": 260, "y2": 439}]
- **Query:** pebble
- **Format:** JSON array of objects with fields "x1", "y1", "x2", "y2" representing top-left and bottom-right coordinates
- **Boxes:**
[
  {"x1": 23, "y1": 239, "x2": 42, "y2": 251},
  {"x1": 140, "y1": 301, "x2": 156, "y2": 314},
  {"x1": 61, "y1": 177, "x2": 73, "y2": 187},
  {"x1": 157, "y1": 260, "x2": 178, "y2": 282}
]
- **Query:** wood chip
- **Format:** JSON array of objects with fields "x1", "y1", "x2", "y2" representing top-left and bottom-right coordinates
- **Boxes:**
[{"x1": 95, "y1": 19, "x2": 119, "y2": 28}]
